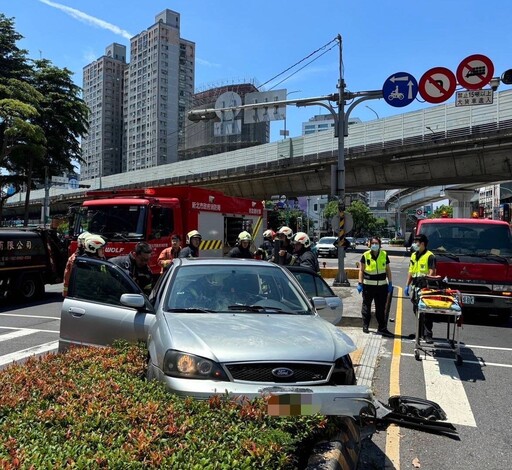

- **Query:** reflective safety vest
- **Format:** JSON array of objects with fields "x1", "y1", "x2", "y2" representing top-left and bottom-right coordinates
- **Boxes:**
[
  {"x1": 362, "y1": 250, "x2": 388, "y2": 286},
  {"x1": 409, "y1": 250, "x2": 434, "y2": 277}
]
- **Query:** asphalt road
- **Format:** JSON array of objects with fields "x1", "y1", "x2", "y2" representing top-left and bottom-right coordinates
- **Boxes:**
[{"x1": 1, "y1": 251, "x2": 511, "y2": 469}]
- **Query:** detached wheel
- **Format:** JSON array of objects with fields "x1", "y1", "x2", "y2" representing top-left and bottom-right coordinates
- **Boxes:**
[{"x1": 17, "y1": 274, "x2": 44, "y2": 301}]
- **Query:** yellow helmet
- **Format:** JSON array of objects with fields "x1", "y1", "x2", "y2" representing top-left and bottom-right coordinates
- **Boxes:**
[
  {"x1": 186, "y1": 230, "x2": 202, "y2": 244},
  {"x1": 238, "y1": 231, "x2": 252, "y2": 242}
]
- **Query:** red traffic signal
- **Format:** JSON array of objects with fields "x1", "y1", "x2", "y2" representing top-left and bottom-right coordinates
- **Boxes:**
[{"x1": 501, "y1": 69, "x2": 512, "y2": 85}]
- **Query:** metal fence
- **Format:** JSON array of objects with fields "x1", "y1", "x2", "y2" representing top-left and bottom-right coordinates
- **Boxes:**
[{"x1": 10, "y1": 89, "x2": 512, "y2": 204}]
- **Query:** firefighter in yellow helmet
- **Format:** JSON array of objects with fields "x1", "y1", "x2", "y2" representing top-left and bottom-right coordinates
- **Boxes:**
[
  {"x1": 228, "y1": 231, "x2": 254, "y2": 258},
  {"x1": 179, "y1": 230, "x2": 202, "y2": 258}
]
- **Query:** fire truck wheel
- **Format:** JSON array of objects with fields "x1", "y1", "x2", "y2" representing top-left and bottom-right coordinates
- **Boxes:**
[{"x1": 17, "y1": 274, "x2": 44, "y2": 301}]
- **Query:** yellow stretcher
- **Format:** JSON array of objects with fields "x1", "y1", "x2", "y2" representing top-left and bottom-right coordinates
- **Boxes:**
[{"x1": 413, "y1": 277, "x2": 464, "y2": 366}]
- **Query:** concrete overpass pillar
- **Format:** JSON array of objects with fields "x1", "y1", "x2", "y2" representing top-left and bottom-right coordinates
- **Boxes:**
[{"x1": 445, "y1": 190, "x2": 476, "y2": 218}]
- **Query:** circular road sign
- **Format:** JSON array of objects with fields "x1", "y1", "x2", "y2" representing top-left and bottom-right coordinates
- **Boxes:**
[
  {"x1": 215, "y1": 91, "x2": 242, "y2": 120},
  {"x1": 456, "y1": 54, "x2": 494, "y2": 90},
  {"x1": 416, "y1": 208, "x2": 423, "y2": 216},
  {"x1": 419, "y1": 67, "x2": 457, "y2": 104},
  {"x1": 382, "y1": 72, "x2": 418, "y2": 107}
]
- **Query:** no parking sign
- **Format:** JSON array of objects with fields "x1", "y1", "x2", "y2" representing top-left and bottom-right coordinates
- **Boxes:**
[
  {"x1": 419, "y1": 67, "x2": 457, "y2": 104},
  {"x1": 456, "y1": 54, "x2": 494, "y2": 90}
]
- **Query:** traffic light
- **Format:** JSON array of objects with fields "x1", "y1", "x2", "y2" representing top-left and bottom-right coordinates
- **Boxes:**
[{"x1": 501, "y1": 69, "x2": 512, "y2": 85}]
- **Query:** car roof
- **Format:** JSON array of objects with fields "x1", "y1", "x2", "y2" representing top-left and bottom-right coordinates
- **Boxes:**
[{"x1": 172, "y1": 257, "x2": 281, "y2": 269}]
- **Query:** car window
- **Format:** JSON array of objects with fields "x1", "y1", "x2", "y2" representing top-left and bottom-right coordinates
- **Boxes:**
[
  {"x1": 315, "y1": 276, "x2": 335, "y2": 297},
  {"x1": 71, "y1": 258, "x2": 141, "y2": 306},
  {"x1": 291, "y1": 271, "x2": 316, "y2": 297}
]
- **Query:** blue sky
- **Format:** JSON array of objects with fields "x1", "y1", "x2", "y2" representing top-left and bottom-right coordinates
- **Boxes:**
[{"x1": 3, "y1": 0, "x2": 512, "y2": 142}]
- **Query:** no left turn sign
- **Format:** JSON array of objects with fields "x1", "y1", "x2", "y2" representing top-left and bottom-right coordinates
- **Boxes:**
[
  {"x1": 419, "y1": 67, "x2": 457, "y2": 104},
  {"x1": 456, "y1": 54, "x2": 494, "y2": 90}
]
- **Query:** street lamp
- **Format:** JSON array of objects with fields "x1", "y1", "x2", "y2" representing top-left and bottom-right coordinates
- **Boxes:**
[
  {"x1": 365, "y1": 105, "x2": 380, "y2": 120},
  {"x1": 281, "y1": 90, "x2": 301, "y2": 139}
]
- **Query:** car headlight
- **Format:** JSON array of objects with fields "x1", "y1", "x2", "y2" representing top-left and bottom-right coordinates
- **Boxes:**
[
  {"x1": 493, "y1": 285, "x2": 512, "y2": 292},
  {"x1": 163, "y1": 350, "x2": 229, "y2": 381}
]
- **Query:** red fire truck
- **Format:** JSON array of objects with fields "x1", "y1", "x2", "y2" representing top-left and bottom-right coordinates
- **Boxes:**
[
  {"x1": 68, "y1": 186, "x2": 266, "y2": 275},
  {"x1": 412, "y1": 217, "x2": 512, "y2": 322}
]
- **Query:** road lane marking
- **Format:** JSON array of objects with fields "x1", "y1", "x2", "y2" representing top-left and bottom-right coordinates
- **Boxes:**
[
  {"x1": 0, "y1": 329, "x2": 38, "y2": 342},
  {"x1": 0, "y1": 341, "x2": 58, "y2": 367},
  {"x1": 385, "y1": 286, "x2": 403, "y2": 470},
  {"x1": 462, "y1": 344, "x2": 512, "y2": 352},
  {"x1": 421, "y1": 355, "x2": 477, "y2": 427},
  {"x1": 0, "y1": 326, "x2": 59, "y2": 334},
  {"x1": 0, "y1": 313, "x2": 59, "y2": 320},
  {"x1": 402, "y1": 352, "x2": 512, "y2": 368}
]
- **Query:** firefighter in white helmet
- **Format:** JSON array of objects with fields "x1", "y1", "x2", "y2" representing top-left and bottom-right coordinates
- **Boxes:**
[
  {"x1": 62, "y1": 231, "x2": 91, "y2": 297},
  {"x1": 272, "y1": 226, "x2": 294, "y2": 265},
  {"x1": 179, "y1": 230, "x2": 202, "y2": 258},
  {"x1": 82, "y1": 234, "x2": 107, "y2": 259},
  {"x1": 228, "y1": 231, "x2": 254, "y2": 258},
  {"x1": 290, "y1": 232, "x2": 320, "y2": 273},
  {"x1": 255, "y1": 229, "x2": 275, "y2": 260}
]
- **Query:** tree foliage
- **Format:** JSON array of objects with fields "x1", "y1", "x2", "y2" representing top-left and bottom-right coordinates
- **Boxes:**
[
  {"x1": 0, "y1": 14, "x2": 89, "y2": 224},
  {"x1": 431, "y1": 204, "x2": 453, "y2": 219},
  {"x1": 323, "y1": 199, "x2": 389, "y2": 237}
]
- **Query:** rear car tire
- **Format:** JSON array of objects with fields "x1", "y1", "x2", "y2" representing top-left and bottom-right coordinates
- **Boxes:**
[{"x1": 17, "y1": 274, "x2": 44, "y2": 301}]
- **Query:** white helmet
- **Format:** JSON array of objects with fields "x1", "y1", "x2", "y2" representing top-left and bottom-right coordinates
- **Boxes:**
[
  {"x1": 77, "y1": 231, "x2": 90, "y2": 247},
  {"x1": 293, "y1": 231, "x2": 311, "y2": 248},
  {"x1": 84, "y1": 234, "x2": 106, "y2": 254},
  {"x1": 238, "y1": 231, "x2": 252, "y2": 242},
  {"x1": 186, "y1": 230, "x2": 202, "y2": 244},
  {"x1": 263, "y1": 229, "x2": 275, "y2": 240},
  {"x1": 277, "y1": 226, "x2": 293, "y2": 240}
]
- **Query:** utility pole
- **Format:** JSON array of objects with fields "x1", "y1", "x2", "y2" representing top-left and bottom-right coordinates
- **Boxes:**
[{"x1": 187, "y1": 35, "x2": 383, "y2": 286}]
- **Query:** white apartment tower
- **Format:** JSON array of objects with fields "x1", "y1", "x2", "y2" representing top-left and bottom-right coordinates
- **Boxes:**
[
  {"x1": 124, "y1": 9, "x2": 195, "y2": 172},
  {"x1": 81, "y1": 43, "x2": 127, "y2": 182}
]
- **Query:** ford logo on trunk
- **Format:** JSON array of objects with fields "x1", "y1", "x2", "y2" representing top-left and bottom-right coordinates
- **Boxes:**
[{"x1": 272, "y1": 367, "x2": 294, "y2": 378}]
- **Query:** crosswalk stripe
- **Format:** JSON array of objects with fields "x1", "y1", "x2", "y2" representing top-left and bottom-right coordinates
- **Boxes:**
[
  {"x1": 422, "y1": 356, "x2": 477, "y2": 427},
  {"x1": 0, "y1": 341, "x2": 58, "y2": 367},
  {"x1": 402, "y1": 352, "x2": 512, "y2": 368},
  {"x1": 0, "y1": 329, "x2": 37, "y2": 342}
]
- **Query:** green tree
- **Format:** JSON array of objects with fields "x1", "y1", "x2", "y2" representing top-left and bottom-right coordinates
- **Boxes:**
[
  {"x1": 0, "y1": 14, "x2": 45, "y2": 222},
  {"x1": 431, "y1": 204, "x2": 453, "y2": 218}
]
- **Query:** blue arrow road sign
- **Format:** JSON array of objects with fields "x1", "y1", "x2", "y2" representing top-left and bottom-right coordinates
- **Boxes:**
[{"x1": 382, "y1": 72, "x2": 418, "y2": 107}]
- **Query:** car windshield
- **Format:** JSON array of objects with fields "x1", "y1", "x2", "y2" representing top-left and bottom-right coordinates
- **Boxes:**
[
  {"x1": 76, "y1": 204, "x2": 147, "y2": 239},
  {"x1": 318, "y1": 237, "x2": 337, "y2": 244},
  {"x1": 165, "y1": 264, "x2": 313, "y2": 314}
]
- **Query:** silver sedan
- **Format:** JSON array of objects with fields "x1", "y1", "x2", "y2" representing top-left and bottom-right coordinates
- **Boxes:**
[{"x1": 60, "y1": 257, "x2": 372, "y2": 416}]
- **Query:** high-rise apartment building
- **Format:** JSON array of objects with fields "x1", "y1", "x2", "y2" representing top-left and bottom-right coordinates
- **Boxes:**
[
  {"x1": 81, "y1": 43, "x2": 127, "y2": 182},
  {"x1": 123, "y1": 9, "x2": 195, "y2": 172}
]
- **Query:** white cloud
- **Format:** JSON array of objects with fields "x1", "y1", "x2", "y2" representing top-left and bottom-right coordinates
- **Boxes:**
[
  {"x1": 196, "y1": 57, "x2": 221, "y2": 68},
  {"x1": 39, "y1": 0, "x2": 133, "y2": 40}
]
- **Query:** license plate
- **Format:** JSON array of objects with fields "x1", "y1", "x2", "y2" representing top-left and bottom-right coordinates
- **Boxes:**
[{"x1": 462, "y1": 295, "x2": 474, "y2": 305}]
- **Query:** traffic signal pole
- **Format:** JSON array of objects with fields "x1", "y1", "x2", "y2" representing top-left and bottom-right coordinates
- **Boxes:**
[{"x1": 187, "y1": 35, "x2": 383, "y2": 287}]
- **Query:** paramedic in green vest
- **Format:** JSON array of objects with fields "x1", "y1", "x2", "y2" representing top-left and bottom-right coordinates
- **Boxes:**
[
  {"x1": 405, "y1": 234, "x2": 437, "y2": 343},
  {"x1": 357, "y1": 236, "x2": 393, "y2": 336}
]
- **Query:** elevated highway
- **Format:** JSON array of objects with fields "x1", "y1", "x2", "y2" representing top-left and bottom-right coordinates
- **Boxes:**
[{"x1": 6, "y1": 90, "x2": 512, "y2": 217}]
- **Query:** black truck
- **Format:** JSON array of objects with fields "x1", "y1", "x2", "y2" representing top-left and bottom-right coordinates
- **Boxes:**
[{"x1": 0, "y1": 228, "x2": 67, "y2": 301}]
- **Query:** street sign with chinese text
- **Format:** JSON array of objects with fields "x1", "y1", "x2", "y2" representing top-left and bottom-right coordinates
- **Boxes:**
[{"x1": 455, "y1": 89, "x2": 493, "y2": 107}]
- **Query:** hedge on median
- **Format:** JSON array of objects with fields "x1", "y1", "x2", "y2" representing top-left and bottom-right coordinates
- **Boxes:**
[{"x1": 0, "y1": 342, "x2": 346, "y2": 469}]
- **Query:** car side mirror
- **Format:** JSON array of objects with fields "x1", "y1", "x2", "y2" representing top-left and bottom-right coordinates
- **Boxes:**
[
  {"x1": 312, "y1": 297, "x2": 327, "y2": 311},
  {"x1": 120, "y1": 293, "x2": 147, "y2": 309}
]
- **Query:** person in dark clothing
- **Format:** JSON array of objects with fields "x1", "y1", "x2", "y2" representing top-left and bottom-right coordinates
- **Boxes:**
[
  {"x1": 255, "y1": 229, "x2": 275, "y2": 260},
  {"x1": 357, "y1": 236, "x2": 393, "y2": 336},
  {"x1": 290, "y1": 232, "x2": 320, "y2": 273},
  {"x1": 271, "y1": 226, "x2": 294, "y2": 265},
  {"x1": 228, "y1": 231, "x2": 254, "y2": 258},
  {"x1": 179, "y1": 230, "x2": 202, "y2": 258},
  {"x1": 110, "y1": 242, "x2": 153, "y2": 295}
]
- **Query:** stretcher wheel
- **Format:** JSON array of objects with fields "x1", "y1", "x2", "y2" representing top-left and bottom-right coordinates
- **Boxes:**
[
  {"x1": 456, "y1": 355, "x2": 463, "y2": 366},
  {"x1": 414, "y1": 350, "x2": 421, "y2": 362}
]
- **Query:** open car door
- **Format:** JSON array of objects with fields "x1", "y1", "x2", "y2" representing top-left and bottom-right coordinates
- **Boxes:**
[{"x1": 59, "y1": 257, "x2": 155, "y2": 352}]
